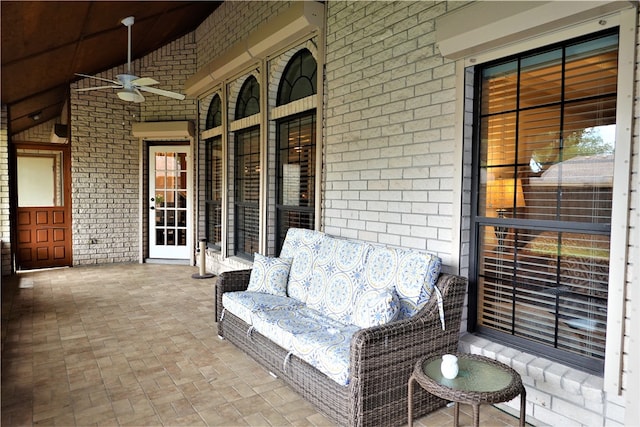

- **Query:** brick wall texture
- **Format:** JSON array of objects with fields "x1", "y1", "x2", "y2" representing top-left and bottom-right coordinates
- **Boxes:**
[
  {"x1": 12, "y1": 118, "x2": 59, "y2": 143},
  {"x1": 70, "y1": 33, "x2": 197, "y2": 264},
  {"x1": 324, "y1": 1, "x2": 459, "y2": 268}
]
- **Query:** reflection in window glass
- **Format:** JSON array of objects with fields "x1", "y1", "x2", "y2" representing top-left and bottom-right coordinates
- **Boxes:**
[
  {"x1": 205, "y1": 95, "x2": 224, "y2": 250},
  {"x1": 17, "y1": 150, "x2": 64, "y2": 207},
  {"x1": 236, "y1": 76, "x2": 260, "y2": 119},
  {"x1": 153, "y1": 150, "x2": 188, "y2": 248},
  {"x1": 206, "y1": 134, "x2": 223, "y2": 249}
]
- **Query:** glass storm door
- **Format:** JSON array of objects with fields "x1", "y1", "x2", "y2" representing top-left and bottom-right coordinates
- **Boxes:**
[{"x1": 149, "y1": 146, "x2": 191, "y2": 259}]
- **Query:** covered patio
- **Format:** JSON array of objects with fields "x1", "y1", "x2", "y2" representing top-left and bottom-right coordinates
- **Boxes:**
[{"x1": 1, "y1": 264, "x2": 522, "y2": 426}]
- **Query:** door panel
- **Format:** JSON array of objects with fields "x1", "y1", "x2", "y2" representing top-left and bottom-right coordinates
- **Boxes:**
[
  {"x1": 16, "y1": 207, "x2": 70, "y2": 268},
  {"x1": 148, "y1": 146, "x2": 191, "y2": 259},
  {"x1": 15, "y1": 147, "x2": 71, "y2": 270}
]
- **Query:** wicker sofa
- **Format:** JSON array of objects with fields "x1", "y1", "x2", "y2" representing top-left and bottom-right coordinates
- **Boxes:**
[{"x1": 215, "y1": 229, "x2": 467, "y2": 427}]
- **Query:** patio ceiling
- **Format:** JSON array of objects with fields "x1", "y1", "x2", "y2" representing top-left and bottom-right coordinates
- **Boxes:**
[{"x1": 1, "y1": 1, "x2": 222, "y2": 138}]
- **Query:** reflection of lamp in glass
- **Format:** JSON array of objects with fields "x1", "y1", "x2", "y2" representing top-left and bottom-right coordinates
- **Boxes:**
[{"x1": 487, "y1": 178, "x2": 526, "y2": 247}]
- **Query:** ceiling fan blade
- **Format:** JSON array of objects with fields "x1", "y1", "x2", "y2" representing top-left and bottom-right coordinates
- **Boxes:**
[
  {"x1": 75, "y1": 73, "x2": 119, "y2": 85},
  {"x1": 137, "y1": 85, "x2": 186, "y2": 100},
  {"x1": 117, "y1": 88, "x2": 145, "y2": 103},
  {"x1": 134, "y1": 88, "x2": 145, "y2": 103},
  {"x1": 131, "y1": 77, "x2": 159, "y2": 86},
  {"x1": 75, "y1": 85, "x2": 122, "y2": 92}
]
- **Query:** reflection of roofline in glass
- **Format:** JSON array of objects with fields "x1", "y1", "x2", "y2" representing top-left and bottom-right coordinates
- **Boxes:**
[{"x1": 529, "y1": 154, "x2": 614, "y2": 187}]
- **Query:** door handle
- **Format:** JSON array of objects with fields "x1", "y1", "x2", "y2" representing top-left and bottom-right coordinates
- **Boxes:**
[{"x1": 150, "y1": 206, "x2": 155, "y2": 210}]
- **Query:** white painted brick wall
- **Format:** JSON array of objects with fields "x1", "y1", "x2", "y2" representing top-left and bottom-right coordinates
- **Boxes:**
[
  {"x1": 460, "y1": 334, "x2": 629, "y2": 427},
  {"x1": 196, "y1": 1, "x2": 292, "y2": 69},
  {"x1": 70, "y1": 86, "x2": 140, "y2": 264},
  {"x1": 12, "y1": 118, "x2": 59, "y2": 143},
  {"x1": 139, "y1": 34, "x2": 198, "y2": 122},
  {"x1": 324, "y1": 1, "x2": 458, "y2": 269}
]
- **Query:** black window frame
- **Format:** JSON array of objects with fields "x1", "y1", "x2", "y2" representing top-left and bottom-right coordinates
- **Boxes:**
[
  {"x1": 275, "y1": 112, "x2": 316, "y2": 253},
  {"x1": 468, "y1": 29, "x2": 618, "y2": 375},
  {"x1": 274, "y1": 49, "x2": 317, "y2": 252},
  {"x1": 205, "y1": 95, "x2": 223, "y2": 250}
]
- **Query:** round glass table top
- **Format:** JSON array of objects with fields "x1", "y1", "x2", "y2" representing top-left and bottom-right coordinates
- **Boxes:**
[{"x1": 422, "y1": 355, "x2": 514, "y2": 393}]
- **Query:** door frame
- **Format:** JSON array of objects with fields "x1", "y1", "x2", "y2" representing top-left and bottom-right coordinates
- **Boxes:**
[
  {"x1": 147, "y1": 144, "x2": 192, "y2": 260},
  {"x1": 11, "y1": 141, "x2": 73, "y2": 271},
  {"x1": 132, "y1": 121, "x2": 196, "y2": 266}
]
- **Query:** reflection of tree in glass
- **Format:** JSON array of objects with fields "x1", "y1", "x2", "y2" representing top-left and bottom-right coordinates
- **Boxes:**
[
  {"x1": 563, "y1": 127, "x2": 614, "y2": 158},
  {"x1": 531, "y1": 126, "x2": 614, "y2": 172}
]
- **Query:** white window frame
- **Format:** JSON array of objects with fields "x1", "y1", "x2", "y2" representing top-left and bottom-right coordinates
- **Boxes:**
[{"x1": 448, "y1": 5, "x2": 636, "y2": 395}]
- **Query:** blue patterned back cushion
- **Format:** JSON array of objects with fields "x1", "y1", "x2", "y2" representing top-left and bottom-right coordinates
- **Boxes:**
[
  {"x1": 306, "y1": 237, "x2": 373, "y2": 325},
  {"x1": 365, "y1": 246, "x2": 441, "y2": 319},
  {"x1": 280, "y1": 228, "x2": 327, "y2": 303},
  {"x1": 280, "y1": 228, "x2": 441, "y2": 323}
]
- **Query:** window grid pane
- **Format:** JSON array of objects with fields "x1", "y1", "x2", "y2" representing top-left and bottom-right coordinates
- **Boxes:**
[
  {"x1": 474, "y1": 30, "x2": 618, "y2": 372},
  {"x1": 235, "y1": 127, "x2": 260, "y2": 258},
  {"x1": 477, "y1": 227, "x2": 608, "y2": 360},
  {"x1": 276, "y1": 113, "x2": 316, "y2": 252},
  {"x1": 235, "y1": 77, "x2": 260, "y2": 119},
  {"x1": 277, "y1": 49, "x2": 317, "y2": 105},
  {"x1": 205, "y1": 135, "x2": 223, "y2": 249}
]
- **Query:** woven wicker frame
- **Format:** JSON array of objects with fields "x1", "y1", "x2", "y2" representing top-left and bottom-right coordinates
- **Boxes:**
[{"x1": 216, "y1": 270, "x2": 467, "y2": 427}]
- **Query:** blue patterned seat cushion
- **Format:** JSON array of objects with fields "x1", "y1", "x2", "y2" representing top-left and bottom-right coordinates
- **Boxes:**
[
  {"x1": 252, "y1": 306, "x2": 359, "y2": 385},
  {"x1": 279, "y1": 229, "x2": 441, "y2": 326},
  {"x1": 222, "y1": 291, "x2": 304, "y2": 325}
]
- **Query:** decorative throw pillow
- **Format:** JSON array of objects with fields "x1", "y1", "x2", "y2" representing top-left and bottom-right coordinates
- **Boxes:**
[
  {"x1": 353, "y1": 289, "x2": 400, "y2": 328},
  {"x1": 247, "y1": 253, "x2": 292, "y2": 297}
]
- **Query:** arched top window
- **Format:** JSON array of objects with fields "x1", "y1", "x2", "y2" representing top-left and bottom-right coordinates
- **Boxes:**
[
  {"x1": 235, "y1": 76, "x2": 260, "y2": 120},
  {"x1": 206, "y1": 94, "x2": 222, "y2": 129},
  {"x1": 277, "y1": 49, "x2": 317, "y2": 106}
]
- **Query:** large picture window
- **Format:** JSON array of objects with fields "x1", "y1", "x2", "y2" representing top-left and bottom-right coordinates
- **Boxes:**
[{"x1": 471, "y1": 30, "x2": 618, "y2": 374}]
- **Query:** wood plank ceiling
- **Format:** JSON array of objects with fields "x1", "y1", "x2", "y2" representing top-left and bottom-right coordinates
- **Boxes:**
[{"x1": 1, "y1": 1, "x2": 222, "y2": 137}]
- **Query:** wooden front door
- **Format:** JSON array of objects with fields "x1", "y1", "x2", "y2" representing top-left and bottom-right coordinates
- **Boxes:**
[{"x1": 15, "y1": 145, "x2": 72, "y2": 270}]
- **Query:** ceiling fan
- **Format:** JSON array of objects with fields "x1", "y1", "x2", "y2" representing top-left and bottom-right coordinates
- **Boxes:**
[{"x1": 75, "y1": 16, "x2": 185, "y2": 103}]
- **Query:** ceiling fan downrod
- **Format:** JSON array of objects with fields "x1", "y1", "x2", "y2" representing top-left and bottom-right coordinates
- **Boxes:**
[{"x1": 121, "y1": 16, "x2": 135, "y2": 75}]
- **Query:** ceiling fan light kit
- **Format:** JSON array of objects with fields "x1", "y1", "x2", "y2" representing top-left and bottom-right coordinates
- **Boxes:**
[{"x1": 74, "y1": 16, "x2": 186, "y2": 103}]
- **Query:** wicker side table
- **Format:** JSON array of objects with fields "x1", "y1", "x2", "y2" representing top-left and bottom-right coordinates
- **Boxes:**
[{"x1": 408, "y1": 353, "x2": 526, "y2": 427}]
